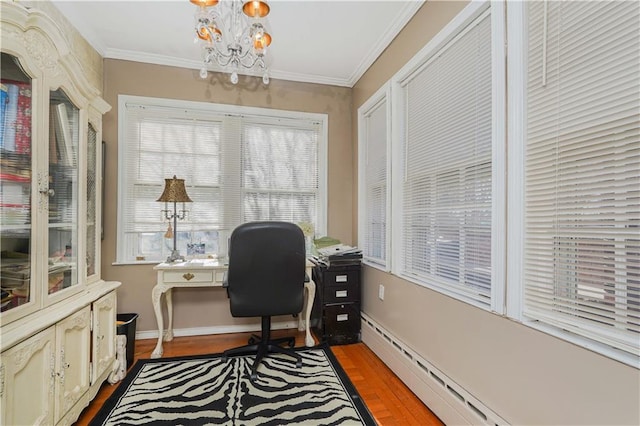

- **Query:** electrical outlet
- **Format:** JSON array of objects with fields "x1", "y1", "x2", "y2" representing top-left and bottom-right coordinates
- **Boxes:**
[{"x1": 378, "y1": 284, "x2": 385, "y2": 300}]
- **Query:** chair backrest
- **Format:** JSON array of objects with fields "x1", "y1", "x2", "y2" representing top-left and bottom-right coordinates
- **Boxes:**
[{"x1": 226, "y1": 221, "x2": 305, "y2": 318}]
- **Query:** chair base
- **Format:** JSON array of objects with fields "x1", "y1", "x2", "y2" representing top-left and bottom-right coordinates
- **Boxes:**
[{"x1": 223, "y1": 316, "x2": 302, "y2": 381}]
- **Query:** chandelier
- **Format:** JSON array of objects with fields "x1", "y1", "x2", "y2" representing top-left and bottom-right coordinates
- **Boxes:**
[{"x1": 191, "y1": 0, "x2": 272, "y2": 85}]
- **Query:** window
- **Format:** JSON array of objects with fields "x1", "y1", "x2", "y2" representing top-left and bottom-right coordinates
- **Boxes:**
[
  {"x1": 358, "y1": 83, "x2": 391, "y2": 269},
  {"x1": 518, "y1": 1, "x2": 640, "y2": 358},
  {"x1": 117, "y1": 96, "x2": 327, "y2": 263},
  {"x1": 391, "y1": 2, "x2": 505, "y2": 311}
]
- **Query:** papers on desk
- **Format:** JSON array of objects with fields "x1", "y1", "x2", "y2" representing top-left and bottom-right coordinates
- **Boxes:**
[
  {"x1": 316, "y1": 244, "x2": 362, "y2": 264},
  {"x1": 317, "y1": 244, "x2": 361, "y2": 257}
]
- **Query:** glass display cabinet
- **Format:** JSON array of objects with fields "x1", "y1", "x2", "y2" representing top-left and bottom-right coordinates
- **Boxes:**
[{"x1": 0, "y1": 3, "x2": 121, "y2": 425}]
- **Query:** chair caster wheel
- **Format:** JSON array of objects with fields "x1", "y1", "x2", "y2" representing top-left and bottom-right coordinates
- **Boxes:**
[
  {"x1": 288, "y1": 340, "x2": 295, "y2": 348},
  {"x1": 296, "y1": 360, "x2": 302, "y2": 368},
  {"x1": 250, "y1": 373, "x2": 258, "y2": 381}
]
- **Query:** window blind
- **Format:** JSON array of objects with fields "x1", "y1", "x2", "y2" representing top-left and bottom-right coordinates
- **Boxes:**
[
  {"x1": 524, "y1": 1, "x2": 640, "y2": 355},
  {"x1": 118, "y1": 99, "x2": 325, "y2": 263},
  {"x1": 360, "y1": 96, "x2": 389, "y2": 268},
  {"x1": 397, "y1": 9, "x2": 493, "y2": 307},
  {"x1": 242, "y1": 118, "x2": 319, "y2": 226}
]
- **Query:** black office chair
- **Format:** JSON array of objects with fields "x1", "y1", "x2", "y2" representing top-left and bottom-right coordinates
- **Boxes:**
[{"x1": 222, "y1": 221, "x2": 306, "y2": 380}]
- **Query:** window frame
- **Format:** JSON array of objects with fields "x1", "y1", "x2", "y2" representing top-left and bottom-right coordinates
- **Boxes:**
[
  {"x1": 116, "y1": 95, "x2": 327, "y2": 265},
  {"x1": 358, "y1": 82, "x2": 392, "y2": 271},
  {"x1": 506, "y1": 1, "x2": 640, "y2": 366},
  {"x1": 389, "y1": 0, "x2": 506, "y2": 314}
]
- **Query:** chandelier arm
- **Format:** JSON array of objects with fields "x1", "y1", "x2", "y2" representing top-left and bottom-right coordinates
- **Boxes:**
[
  {"x1": 237, "y1": 54, "x2": 265, "y2": 70},
  {"x1": 204, "y1": 49, "x2": 235, "y2": 68}
]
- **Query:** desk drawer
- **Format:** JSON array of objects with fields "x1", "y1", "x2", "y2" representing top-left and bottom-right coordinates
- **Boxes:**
[
  {"x1": 162, "y1": 270, "x2": 214, "y2": 284},
  {"x1": 323, "y1": 284, "x2": 359, "y2": 304}
]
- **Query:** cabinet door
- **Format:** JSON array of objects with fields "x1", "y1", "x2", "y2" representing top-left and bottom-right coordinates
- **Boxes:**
[
  {"x1": 54, "y1": 306, "x2": 90, "y2": 424},
  {"x1": 85, "y1": 123, "x2": 99, "y2": 280},
  {"x1": 0, "y1": 52, "x2": 37, "y2": 324},
  {"x1": 92, "y1": 291, "x2": 116, "y2": 384},
  {"x1": 0, "y1": 326, "x2": 56, "y2": 426},
  {"x1": 47, "y1": 88, "x2": 81, "y2": 301}
]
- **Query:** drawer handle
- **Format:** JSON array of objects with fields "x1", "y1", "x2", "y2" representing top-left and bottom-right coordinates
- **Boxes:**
[
  {"x1": 336, "y1": 290, "x2": 348, "y2": 298},
  {"x1": 182, "y1": 273, "x2": 195, "y2": 281},
  {"x1": 335, "y1": 275, "x2": 348, "y2": 283}
]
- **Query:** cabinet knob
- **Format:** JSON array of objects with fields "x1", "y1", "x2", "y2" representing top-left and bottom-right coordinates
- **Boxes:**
[
  {"x1": 183, "y1": 273, "x2": 195, "y2": 281},
  {"x1": 40, "y1": 188, "x2": 55, "y2": 197}
]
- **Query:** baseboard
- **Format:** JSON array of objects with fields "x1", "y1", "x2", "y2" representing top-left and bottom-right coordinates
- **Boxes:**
[
  {"x1": 360, "y1": 312, "x2": 507, "y2": 426},
  {"x1": 135, "y1": 320, "x2": 300, "y2": 341}
]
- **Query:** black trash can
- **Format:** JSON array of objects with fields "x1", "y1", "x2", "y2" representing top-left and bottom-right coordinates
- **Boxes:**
[{"x1": 116, "y1": 313, "x2": 138, "y2": 369}]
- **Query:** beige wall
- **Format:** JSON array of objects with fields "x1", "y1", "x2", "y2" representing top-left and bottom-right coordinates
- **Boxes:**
[
  {"x1": 101, "y1": 59, "x2": 353, "y2": 333},
  {"x1": 353, "y1": 1, "x2": 640, "y2": 425}
]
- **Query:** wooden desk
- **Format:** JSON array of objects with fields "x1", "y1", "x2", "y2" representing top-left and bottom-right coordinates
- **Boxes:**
[{"x1": 150, "y1": 259, "x2": 316, "y2": 358}]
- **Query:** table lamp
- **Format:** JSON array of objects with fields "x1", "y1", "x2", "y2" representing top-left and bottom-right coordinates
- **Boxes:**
[{"x1": 157, "y1": 175, "x2": 193, "y2": 262}]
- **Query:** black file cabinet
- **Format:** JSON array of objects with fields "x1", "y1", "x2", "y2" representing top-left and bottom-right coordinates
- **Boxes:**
[{"x1": 311, "y1": 261, "x2": 361, "y2": 345}]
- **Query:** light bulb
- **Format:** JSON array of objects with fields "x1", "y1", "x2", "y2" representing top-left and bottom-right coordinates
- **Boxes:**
[
  {"x1": 230, "y1": 71, "x2": 239, "y2": 85},
  {"x1": 200, "y1": 67, "x2": 208, "y2": 79}
]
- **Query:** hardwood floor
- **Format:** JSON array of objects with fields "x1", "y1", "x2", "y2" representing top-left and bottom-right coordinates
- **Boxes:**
[{"x1": 74, "y1": 330, "x2": 443, "y2": 425}]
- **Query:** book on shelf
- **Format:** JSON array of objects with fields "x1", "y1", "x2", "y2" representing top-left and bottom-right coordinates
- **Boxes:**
[
  {"x1": 0, "y1": 84, "x2": 7, "y2": 149},
  {"x1": 0, "y1": 80, "x2": 31, "y2": 154},
  {"x1": 2, "y1": 83, "x2": 18, "y2": 151}
]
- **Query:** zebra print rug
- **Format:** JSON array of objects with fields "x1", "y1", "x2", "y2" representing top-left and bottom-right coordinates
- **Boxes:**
[{"x1": 90, "y1": 343, "x2": 376, "y2": 425}]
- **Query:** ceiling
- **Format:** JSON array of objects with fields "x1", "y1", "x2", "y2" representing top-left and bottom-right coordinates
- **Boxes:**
[{"x1": 50, "y1": 0, "x2": 424, "y2": 88}]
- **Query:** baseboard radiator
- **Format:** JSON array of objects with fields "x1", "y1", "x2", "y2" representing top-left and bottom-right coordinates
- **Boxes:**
[{"x1": 360, "y1": 313, "x2": 508, "y2": 426}]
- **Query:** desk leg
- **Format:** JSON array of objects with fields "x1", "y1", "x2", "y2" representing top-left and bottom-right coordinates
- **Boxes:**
[
  {"x1": 164, "y1": 289, "x2": 174, "y2": 341},
  {"x1": 303, "y1": 279, "x2": 316, "y2": 347},
  {"x1": 151, "y1": 285, "x2": 166, "y2": 358}
]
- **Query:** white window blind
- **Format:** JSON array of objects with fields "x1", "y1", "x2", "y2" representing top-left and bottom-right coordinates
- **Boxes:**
[
  {"x1": 524, "y1": 1, "x2": 640, "y2": 356},
  {"x1": 117, "y1": 97, "x2": 326, "y2": 263},
  {"x1": 358, "y1": 88, "x2": 389, "y2": 269},
  {"x1": 242, "y1": 118, "x2": 320, "y2": 225},
  {"x1": 396, "y1": 8, "x2": 493, "y2": 308}
]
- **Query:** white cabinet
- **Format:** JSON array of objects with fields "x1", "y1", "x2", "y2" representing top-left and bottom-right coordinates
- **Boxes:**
[
  {"x1": 91, "y1": 291, "x2": 117, "y2": 386},
  {"x1": 0, "y1": 292, "x2": 120, "y2": 426},
  {"x1": 0, "y1": 3, "x2": 121, "y2": 424},
  {"x1": 0, "y1": 326, "x2": 56, "y2": 426},
  {"x1": 55, "y1": 307, "x2": 91, "y2": 424}
]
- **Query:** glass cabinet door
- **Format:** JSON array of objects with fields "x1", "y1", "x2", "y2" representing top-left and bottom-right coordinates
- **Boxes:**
[
  {"x1": 48, "y1": 89, "x2": 79, "y2": 296},
  {"x1": 86, "y1": 123, "x2": 98, "y2": 278},
  {"x1": 0, "y1": 53, "x2": 33, "y2": 314}
]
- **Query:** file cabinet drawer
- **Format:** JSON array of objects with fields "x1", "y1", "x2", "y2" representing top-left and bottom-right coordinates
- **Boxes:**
[
  {"x1": 324, "y1": 303, "x2": 360, "y2": 343},
  {"x1": 323, "y1": 270, "x2": 359, "y2": 287},
  {"x1": 323, "y1": 284, "x2": 359, "y2": 304}
]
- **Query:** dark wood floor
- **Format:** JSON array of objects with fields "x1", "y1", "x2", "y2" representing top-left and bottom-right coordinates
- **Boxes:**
[{"x1": 74, "y1": 330, "x2": 443, "y2": 425}]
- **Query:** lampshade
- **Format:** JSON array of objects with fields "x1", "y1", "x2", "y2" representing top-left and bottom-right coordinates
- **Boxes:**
[
  {"x1": 253, "y1": 32, "x2": 271, "y2": 51},
  {"x1": 190, "y1": 0, "x2": 219, "y2": 7},
  {"x1": 156, "y1": 176, "x2": 193, "y2": 203},
  {"x1": 243, "y1": 0, "x2": 270, "y2": 18}
]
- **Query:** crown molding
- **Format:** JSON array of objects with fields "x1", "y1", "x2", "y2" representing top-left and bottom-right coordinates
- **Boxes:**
[
  {"x1": 103, "y1": 48, "x2": 353, "y2": 87},
  {"x1": 347, "y1": 0, "x2": 424, "y2": 87}
]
